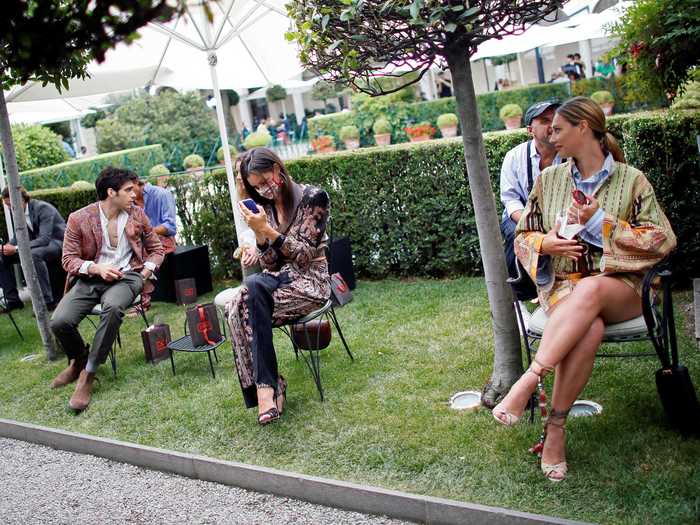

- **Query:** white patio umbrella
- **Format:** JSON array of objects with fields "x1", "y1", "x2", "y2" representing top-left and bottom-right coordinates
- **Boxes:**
[
  {"x1": 6, "y1": 0, "x2": 304, "y2": 248},
  {"x1": 541, "y1": 2, "x2": 632, "y2": 47}
]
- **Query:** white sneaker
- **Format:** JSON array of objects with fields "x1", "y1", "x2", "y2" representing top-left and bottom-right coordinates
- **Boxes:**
[{"x1": 516, "y1": 301, "x2": 531, "y2": 335}]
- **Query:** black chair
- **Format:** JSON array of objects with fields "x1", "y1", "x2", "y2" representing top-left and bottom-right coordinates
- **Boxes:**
[
  {"x1": 509, "y1": 259, "x2": 678, "y2": 421},
  {"x1": 85, "y1": 294, "x2": 150, "y2": 377},
  {"x1": 0, "y1": 293, "x2": 23, "y2": 340}
]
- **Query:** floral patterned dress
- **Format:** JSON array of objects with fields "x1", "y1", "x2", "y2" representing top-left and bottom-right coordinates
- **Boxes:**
[{"x1": 226, "y1": 184, "x2": 331, "y2": 408}]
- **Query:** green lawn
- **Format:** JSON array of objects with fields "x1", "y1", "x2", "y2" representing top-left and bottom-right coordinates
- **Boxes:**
[{"x1": 1, "y1": 278, "x2": 699, "y2": 524}]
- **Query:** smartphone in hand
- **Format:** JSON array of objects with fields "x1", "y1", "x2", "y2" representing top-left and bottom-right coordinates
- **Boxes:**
[
  {"x1": 241, "y1": 198, "x2": 259, "y2": 214},
  {"x1": 572, "y1": 189, "x2": 590, "y2": 206}
]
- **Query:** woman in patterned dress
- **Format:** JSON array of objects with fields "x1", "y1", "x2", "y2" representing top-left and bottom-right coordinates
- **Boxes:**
[
  {"x1": 492, "y1": 97, "x2": 676, "y2": 481},
  {"x1": 227, "y1": 147, "x2": 331, "y2": 425}
]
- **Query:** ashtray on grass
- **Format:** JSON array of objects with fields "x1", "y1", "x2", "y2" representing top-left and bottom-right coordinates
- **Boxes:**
[{"x1": 449, "y1": 390, "x2": 482, "y2": 412}]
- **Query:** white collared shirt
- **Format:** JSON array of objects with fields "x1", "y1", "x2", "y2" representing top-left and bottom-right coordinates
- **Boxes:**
[
  {"x1": 79, "y1": 205, "x2": 156, "y2": 275},
  {"x1": 500, "y1": 141, "x2": 561, "y2": 220},
  {"x1": 25, "y1": 205, "x2": 33, "y2": 232}
]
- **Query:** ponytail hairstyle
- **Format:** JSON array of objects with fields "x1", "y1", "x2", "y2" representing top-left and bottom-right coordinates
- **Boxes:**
[{"x1": 556, "y1": 96, "x2": 625, "y2": 163}]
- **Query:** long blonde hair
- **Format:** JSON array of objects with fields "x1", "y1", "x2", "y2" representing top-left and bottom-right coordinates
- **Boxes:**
[{"x1": 556, "y1": 96, "x2": 625, "y2": 163}]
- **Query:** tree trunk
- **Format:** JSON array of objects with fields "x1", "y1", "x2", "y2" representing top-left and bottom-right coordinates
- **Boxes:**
[
  {"x1": 445, "y1": 49, "x2": 522, "y2": 407},
  {"x1": 0, "y1": 91, "x2": 59, "y2": 360}
]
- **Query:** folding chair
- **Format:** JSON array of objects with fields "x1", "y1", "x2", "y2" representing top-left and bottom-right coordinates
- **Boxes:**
[
  {"x1": 509, "y1": 259, "x2": 677, "y2": 421},
  {"x1": 0, "y1": 293, "x2": 23, "y2": 340}
]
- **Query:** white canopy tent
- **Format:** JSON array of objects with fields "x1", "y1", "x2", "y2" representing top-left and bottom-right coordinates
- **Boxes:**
[
  {"x1": 5, "y1": 0, "x2": 306, "y2": 249},
  {"x1": 541, "y1": 1, "x2": 631, "y2": 47}
]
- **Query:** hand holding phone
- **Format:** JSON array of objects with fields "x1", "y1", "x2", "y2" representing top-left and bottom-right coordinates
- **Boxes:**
[
  {"x1": 241, "y1": 198, "x2": 259, "y2": 214},
  {"x1": 572, "y1": 189, "x2": 590, "y2": 206}
]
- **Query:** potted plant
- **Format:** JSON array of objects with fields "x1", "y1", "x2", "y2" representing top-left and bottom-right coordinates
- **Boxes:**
[
  {"x1": 149, "y1": 163, "x2": 171, "y2": 187},
  {"x1": 311, "y1": 135, "x2": 337, "y2": 154},
  {"x1": 499, "y1": 104, "x2": 523, "y2": 129},
  {"x1": 216, "y1": 144, "x2": 237, "y2": 164},
  {"x1": 405, "y1": 121, "x2": 435, "y2": 142},
  {"x1": 372, "y1": 117, "x2": 392, "y2": 146},
  {"x1": 339, "y1": 125, "x2": 360, "y2": 150},
  {"x1": 590, "y1": 90, "x2": 615, "y2": 115},
  {"x1": 437, "y1": 112, "x2": 459, "y2": 137},
  {"x1": 243, "y1": 130, "x2": 272, "y2": 150},
  {"x1": 183, "y1": 154, "x2": 205, "y2": 174}
]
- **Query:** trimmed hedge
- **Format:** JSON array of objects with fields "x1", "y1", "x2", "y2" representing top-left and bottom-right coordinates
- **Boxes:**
[
  {"x1": 18, "y1": 145, "x2": 164, "y2": 190},
  {"x1": 15, "y1": 111, "x2": 698, "y2": 282}
]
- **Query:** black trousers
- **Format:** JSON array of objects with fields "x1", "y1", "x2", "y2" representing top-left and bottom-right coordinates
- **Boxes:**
[
  {"x1": 0, "y1": 242, "x2": 61, "y2": 304},
  {"x1": 241, "y1": 272, "x2": 291, "y2": 407},
  {"x1": 500, "y1": 216, "x2": 537, "y2": 301}
]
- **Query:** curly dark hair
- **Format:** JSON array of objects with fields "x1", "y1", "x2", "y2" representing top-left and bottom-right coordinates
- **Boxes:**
[{"x1": 95, "y1": 166, "x2": 138, "y2": 200}]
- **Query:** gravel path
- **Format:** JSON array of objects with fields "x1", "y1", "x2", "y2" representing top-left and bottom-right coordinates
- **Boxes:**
[{"x1": 0, "y1": 437, "x2": 412, "y2": 525}]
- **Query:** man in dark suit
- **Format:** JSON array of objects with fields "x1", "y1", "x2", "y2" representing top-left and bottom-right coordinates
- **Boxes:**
[{"x1": 1, "y1": 186, "x2": 66, "y2": 312}]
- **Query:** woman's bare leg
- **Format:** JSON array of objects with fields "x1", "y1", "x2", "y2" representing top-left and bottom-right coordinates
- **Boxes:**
[{"x1": 495, "y1": 276, "x2": 642, "y2": 420}]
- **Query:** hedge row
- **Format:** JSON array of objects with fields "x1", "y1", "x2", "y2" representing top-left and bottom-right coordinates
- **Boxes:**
[
  {"x1": 12, "y1": 110, "x2": 698, "y2": 282},
  {"x1": 308, "y1": 78, "x2": 666, "y2": 147},
  {"x1": 18, "y1": 144, "x2": 164, "y2": 190}
]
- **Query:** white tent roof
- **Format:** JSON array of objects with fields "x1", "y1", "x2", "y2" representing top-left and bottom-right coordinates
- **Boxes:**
[
  {"x1": 542, "y1": 2, "x2": 631, "y2": 47},
  {"x1": 6, "y1": 0, "x2": 303, "y2": 103},
  {"x1": 7, "y1": 94, "x2": 113, "y2": 125}
]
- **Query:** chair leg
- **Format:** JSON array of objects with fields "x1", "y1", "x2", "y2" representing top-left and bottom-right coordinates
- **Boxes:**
[
  {"x1": 109, "y1": 344, "x2": 117, "y2": 378},
  {"x1": 138, "y1": 305, "x2": 150, "y2": 328},
  {"x1": 300, "y1": 349, "x2": 324, "y2": 401},
  {"x1": 207, "y1": 350, "x2": 216, "y2": 379},
  {"x1": 329, "y1": 307, "x2": 353, "y2": 361},
  {"x1": 213, "y1": 348, "x2": 219, "y2": 363},
  {"x1": 169, "y1": 350, "x2": 176, "y2": 376},
  {"x1": 7, "y1": 312, "x2": 23, "y2": 340}
]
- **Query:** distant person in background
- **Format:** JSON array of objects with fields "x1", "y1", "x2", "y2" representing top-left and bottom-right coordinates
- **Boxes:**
[
  {"x1": 1, "y1": 187, "x2": 66, "y2": 312},
  {"x1": 573, "y1": 53, "x2": 587, "y2": 79},
  {"x1": 594, "y1": 59, "x2": 615, "y2": 79},
  {"x1": 59, "y1": 135, "x2": 76, "y2": 158},
  {"x1": 561, "y1": 55, "x2": 580, "y2": 81},
  {"x1": 436, "y1": 72, "x2": 453, "y2": 97}
]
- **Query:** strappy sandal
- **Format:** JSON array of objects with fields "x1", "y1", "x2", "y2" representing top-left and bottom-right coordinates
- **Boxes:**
[
  {"x1": 540, "y1": 408, "x2": 569, "y2": 482},
  {"x1": 492, "y1": 357, "x2": 554, "y2": 427},
  {"x1": 257, "y1": 386, "x2": 280, "y2": 426}
]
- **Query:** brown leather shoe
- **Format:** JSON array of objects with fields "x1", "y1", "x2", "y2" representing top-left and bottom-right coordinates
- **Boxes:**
[
  {"x1": 50, "y1": 356, "x2": 87, "y2": 389},
  {"x1": 68, "y1": 370, "x2": 96, "y2": 412}
]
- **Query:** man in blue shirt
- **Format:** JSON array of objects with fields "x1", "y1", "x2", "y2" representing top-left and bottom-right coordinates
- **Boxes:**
[
  {"x1": 499, "y1": 100, "x2": 561, "y2": 318},
  {"x1": 133, "y1": 176, "x2": 177, "y2": 309}
]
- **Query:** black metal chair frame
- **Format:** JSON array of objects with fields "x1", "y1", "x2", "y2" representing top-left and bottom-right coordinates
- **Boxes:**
[
  {"x1": 85, "y1": 295, "x2": 150, "y2": 377},
  {"x1": 509, "y1": 259, "x2": 676, "y2": 422},
  {"x1": 167, "y1": 313, "x2": 226, "y2": 379},
  {"x1": 0, "y1": 293, "x2": 23, "y2": 340},
  {"x1": 277, "y1": 299, "x2": 353, "y2": 401}
]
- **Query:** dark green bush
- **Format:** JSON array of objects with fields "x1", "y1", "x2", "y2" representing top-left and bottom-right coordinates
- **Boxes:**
[
  {"x1": 18, "y1": 144, "x2": 164, "y2": 190},
  {"x1": 18, "y1": 111, "x2": 696, "y2": 281},
  {"x1": 4, "y1": 124, "x2": 69, "y2": 171}
]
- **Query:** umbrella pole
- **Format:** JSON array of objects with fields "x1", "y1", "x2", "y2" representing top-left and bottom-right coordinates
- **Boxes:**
[{"x1": 207, "y1": 52, "x2": 251, "y2": 252}]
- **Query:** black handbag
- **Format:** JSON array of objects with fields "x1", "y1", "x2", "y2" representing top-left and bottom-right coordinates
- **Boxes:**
[
  {"x1": 643, "y1": 268, "x2": 700, "y2": 434},
  {"x1": 330, "y1": 272, "x2": 352, "y2": 306}
]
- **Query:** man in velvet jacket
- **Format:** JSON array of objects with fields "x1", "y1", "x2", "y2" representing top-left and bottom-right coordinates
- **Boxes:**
[{"x1": 50, "y1": 167, "x2": 164, "y2": 411}]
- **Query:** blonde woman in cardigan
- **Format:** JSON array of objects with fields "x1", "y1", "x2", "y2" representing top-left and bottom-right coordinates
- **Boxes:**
[{"x1": 492, "y1": 97, "x2": 676, "y2": 481}]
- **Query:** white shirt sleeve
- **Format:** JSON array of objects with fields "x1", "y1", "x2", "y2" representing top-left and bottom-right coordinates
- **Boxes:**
[{"x1": 500, "y1": 147, "x2": 526, "y2": 219}]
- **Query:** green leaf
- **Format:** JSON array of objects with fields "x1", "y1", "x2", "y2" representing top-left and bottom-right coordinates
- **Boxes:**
[
  {"x1": 445, "y1": 22, "x2": 457, "y2": 32},
  {"x1": 321, "y1": 14, "x2": 330, "y2": 31}
]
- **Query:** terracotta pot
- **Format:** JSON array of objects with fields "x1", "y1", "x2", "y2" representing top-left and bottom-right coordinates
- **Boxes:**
[
  {"x1": 601, "y1": 102, "x2": 614, "y2": 116},
  {"x1": 504, "y1": 117, "x2": 522, "y2": 130},
  {"x1": 374, "y1": 133, "x2": 391, "y2": 146},
  {"x1": 409, "y1": 134, "x2": 431, "y2": 143},
  {"x1": 439, "y1": 125, "x2": 458, "y2": 138},
  {"x1": 344, "y1": 139, "x2": 360, "y2": 150}
]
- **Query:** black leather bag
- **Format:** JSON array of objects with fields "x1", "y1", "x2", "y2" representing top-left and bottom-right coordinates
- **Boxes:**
[
  {"x1": 643, "y1": 267, "x2": 700, "y2": 434},
  {"x1": 186, "y1": 303, "x2": 222, "y2": 347},
  {"x1": 330, "y1": 272, "x2": 352, "y2": 306},
  {"x1": 141, "y1": 324, "x2": 172, "y2": 364}
]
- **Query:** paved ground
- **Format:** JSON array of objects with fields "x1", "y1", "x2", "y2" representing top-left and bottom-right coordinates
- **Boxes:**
[{"x1": 0, "y1": 437, "x2": 411, "y2": 525}]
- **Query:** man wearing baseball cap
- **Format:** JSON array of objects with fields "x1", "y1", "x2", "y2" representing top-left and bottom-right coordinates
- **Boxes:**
[{"x1": 499, "y1": 99, "x2": 561, "y2": 327}]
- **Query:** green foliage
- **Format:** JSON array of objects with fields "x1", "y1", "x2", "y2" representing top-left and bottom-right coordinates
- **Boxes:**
[
  {"x1": 437, "y1": 113, "x2": 458, "y2": 128},
  {"x1": 94, "y1": 91, "x2": 218, "y2": 170},
  {"x1": 310, "y1": 80, "x2": 342, "y2": 102},
  {"x1": 610, "y1": 0, "x2": 700, "y2": 103},
  {"x1": 18, "y1": 145, "x2": 164, "y2": 190},
  {"x1": 339, "y1": 125, "x2": 359, "y2": 141},
  {"x1": 183, "y1": 154, "x2": 205, "y2": 169},
  {"x1": 243, "y1": 130, "x2": 272, "y2": 150},
  {"x1": 216, "y1": 144, "x2": 237, "y2": 163},
  {"x1": 499, "y1": 103, "x2": 523, "y2": 120},
  {"x1": 70, "y1": 180, "x2": 94, "y2": 190},
  {"x1": 4, "y1": 124, "x2": 68, "y2": 171},
  {"x1": 590, "y1": 90, "x2": 614, "y2": 105},
  {"x1": 309, "y1": 83, "x2": 572, "y2": 145},
  {"x1": 265, "y1": 84, "x2": 288, "y2": 102},
  {"x1": 620, "y1": 110, "x2": 700, "y2": 281},
  {"x1": 490, "y1": 53, "x2": 517, "y2": 66},
  {"x1": 149, "y1": 163, "x2": 170, "y2": 177},
  {"x1": 226, "y1": 90, "x2": 240, "y2": 106},
  {"x1": 30, "y1": 186, "x2": 96, "y2": 221},
  {"x1": 80, "y1": 108, "x2": 108, "y2": 128},
  {"x1": 372, "y1": 118, "x2": 392, "y2": 135},
  {"x1": 671, "y1": 80, "x2": 700, "y2": 110},
  {"x1": 1, "y1": 1, "x2": 177, "y2": 90}
]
